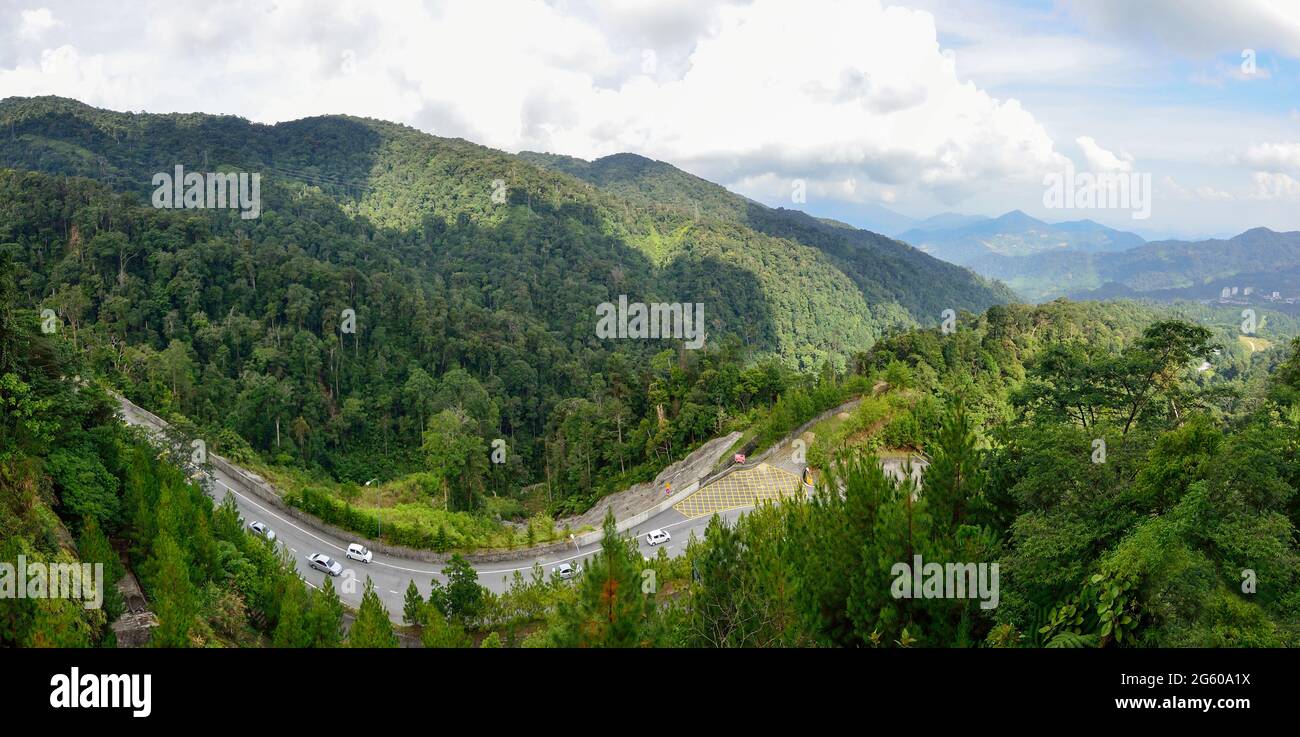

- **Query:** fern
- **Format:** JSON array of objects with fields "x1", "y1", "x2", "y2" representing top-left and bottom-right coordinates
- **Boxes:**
[{"x1": 1045, "y1": 631, "x2": 1099, "y2": 648}]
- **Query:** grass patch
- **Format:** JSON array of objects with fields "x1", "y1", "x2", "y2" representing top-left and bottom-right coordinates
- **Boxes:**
[{"x1": 245, "y1": 461, "x2": 572, "y2": 552}]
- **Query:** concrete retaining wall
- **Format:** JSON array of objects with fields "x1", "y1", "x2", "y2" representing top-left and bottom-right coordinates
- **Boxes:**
[{"x1": 115, "y1": 391, "x2": 847, "y2": 561}]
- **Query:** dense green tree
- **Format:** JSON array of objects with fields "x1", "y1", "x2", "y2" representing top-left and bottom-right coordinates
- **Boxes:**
[
  {"x1": 428, "y1": 554, "x2": 484, "y2": 624},
  {"x1": 402, "y1": 579, "x2": 424, "y2": 627},
  {"x1": 348, "y1": 577, "x2": 397, "y2": 648},
  {"x1": 422, "y1": 409, "x2": 488, "y2": 512},
  {"x1": 147, "y1": 532, "x2": 197, "y2": 647},
  {"x1": 272, "y1": 585, "x2": 310, "y2": 648},
  {"x1": 420, "y1": 602, "x2": 473, "y2": 648},
  {"x1": 307, "y1": 576, "x2": 345, "y2": 648},
  {"x1": 548, "y1": 511, "x2": 662, "y2": 647}
]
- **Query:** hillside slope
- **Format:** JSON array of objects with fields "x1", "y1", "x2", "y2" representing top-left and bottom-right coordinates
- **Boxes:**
[
  {"x1": 518, "y1": 150, "x2": 1016, "y2": 323},
  {"x1": 0, "y1": 95, "x2": 1008, "y2": 517}
]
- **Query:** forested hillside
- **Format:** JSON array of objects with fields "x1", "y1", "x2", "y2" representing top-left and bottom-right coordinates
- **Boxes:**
[
  {"x1": 475, "y1": 301, "x2": 1300, "y2": 648},
  {"x1": 0, "y1": 254, "x2": 348, "y2": 647},
  {"x1": 518, "y1": 150, "x2": 1016, "y2": 321},
  {"x1": 0, "y1": 96, "x2": 1010, "y2": 526}
]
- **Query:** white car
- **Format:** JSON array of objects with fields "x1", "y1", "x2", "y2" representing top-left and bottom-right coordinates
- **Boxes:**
[
  {"x1": 551, "y1": 562, "x2": 579, "y2": 580},
  {"x1": 308, "y1": 553, "x2": 343, "y2": 577},
  {"x1": 345, "y1": 543, "x2": 372, "y2": 564},
  {"x1": 646, "y1": 529, "x2": 671, "y2": 546},
  {"x1": 248, "y1": 521, "x2": 276, "y2": 541}
]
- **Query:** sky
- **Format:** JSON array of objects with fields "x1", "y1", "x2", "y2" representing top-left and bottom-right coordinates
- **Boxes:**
[{"x1": 2, "y1": 0, "x2": 1300, "y2": 240}]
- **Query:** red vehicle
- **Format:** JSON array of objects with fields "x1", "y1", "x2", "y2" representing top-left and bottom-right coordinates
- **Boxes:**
[{"x1": 734, "y1": 453, "x2": 746, "y2": 465}]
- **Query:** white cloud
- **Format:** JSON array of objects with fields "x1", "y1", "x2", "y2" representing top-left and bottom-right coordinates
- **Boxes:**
[
  {"x1": 1189, "y1": 60, "x2": 1272, "y2": 86},
  {"x1": 1076, "y1": 136, "x2": 1133, "y2": 172},
  {"x1": 17, "y1": 8, "x2": 60, "y2": 39},
  {"x1": 0, "y1": 0, "x2": 1067, "y2": 209},
  {"x1": 1240, "y1": 142, "x2": 1300, "y2": 172},
  {"x1": 1195, "y1": 185, "x2": 1235, "y2": 201},
  {"x1": 1252, "y1": 171, "x2": 1300, "y2": 199}
]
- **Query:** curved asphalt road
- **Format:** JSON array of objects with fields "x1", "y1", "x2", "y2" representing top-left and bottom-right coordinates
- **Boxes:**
[{"x1": 119, "y1": 402, "x2": 750, "y2": 620}]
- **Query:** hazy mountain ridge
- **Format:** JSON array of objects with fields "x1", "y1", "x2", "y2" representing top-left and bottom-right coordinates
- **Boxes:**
[
  {"x1": 898, "y1": 209, "x2": 1145, "y2": 266},
  {"x1": 970, "y1": 227, "x2": 1300, "y2": 302}
]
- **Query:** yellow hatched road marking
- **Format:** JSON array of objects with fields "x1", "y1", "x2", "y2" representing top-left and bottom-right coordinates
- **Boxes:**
[{"x1": 672, "y1": 463, "x2": 802, "y2": 519}]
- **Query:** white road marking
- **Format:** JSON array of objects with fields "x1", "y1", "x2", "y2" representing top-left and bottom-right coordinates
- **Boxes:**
[
  {"x1": 211, "y1": 479, "x2": 442, "y2": 577},
  {"x1": 123, "y1": 405, "x2": 752, "y2": 584}
]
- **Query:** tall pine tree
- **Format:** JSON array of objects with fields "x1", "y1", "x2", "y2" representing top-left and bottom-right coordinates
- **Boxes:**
[
  {"x1": 548, "y1": 510, "x2": 661, "y2": 647},
  {"x1": 348, "y1": 577, "x2": 397, "y2": 648}
]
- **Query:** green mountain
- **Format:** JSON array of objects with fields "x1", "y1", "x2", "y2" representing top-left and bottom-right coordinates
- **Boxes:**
[
  {"x1": 0, "y1": 95, "x2": 1009, "y2": 515},
  {"x1": 517, "y1": 150, "x2": 1015, "y2": 325}
]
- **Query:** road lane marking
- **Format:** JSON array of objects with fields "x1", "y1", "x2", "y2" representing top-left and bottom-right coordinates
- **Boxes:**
[
  {"x1": 210, "y1": 479, "x2": 442, "y2": 577},
  {"x1": 124, "y1": 409, "x2": 753, "y2": 582}
]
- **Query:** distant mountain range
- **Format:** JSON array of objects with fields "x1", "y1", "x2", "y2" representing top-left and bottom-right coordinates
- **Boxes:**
[
  {"x1": 1061, "y1": 228, "x2": 1300, "y2": 306},
  {"x1": 897, "y1": 210, "x2": 1145, "y2": 266},
  {"x1": 920, "y1": 219, "x2": 1300, "y2": 305}
]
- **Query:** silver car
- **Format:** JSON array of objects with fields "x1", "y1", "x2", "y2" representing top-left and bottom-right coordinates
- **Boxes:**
[
  {"x1": 248, "y1": 521, "x2": 276, "y2": 541},
  {"x1": 308, "y1": 553, "x2": 343, "y2": 576}
]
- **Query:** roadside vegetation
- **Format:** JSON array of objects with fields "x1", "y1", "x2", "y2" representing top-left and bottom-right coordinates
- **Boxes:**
[{"x1": 400, "y1": 304, "x2": 1300, "y2": 648}]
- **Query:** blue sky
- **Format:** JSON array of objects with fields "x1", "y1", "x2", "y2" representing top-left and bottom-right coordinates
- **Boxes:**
[
  {"x1": 2, "y1": 0, "x2": 1299, "y2": 240},
  {"x1": 843, "y1": 0, "x2": 1300, "y2": 239}
]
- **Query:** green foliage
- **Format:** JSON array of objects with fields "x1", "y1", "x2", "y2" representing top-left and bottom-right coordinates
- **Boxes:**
[
  {"x1": 307, "y1": 576, "x2": 345, "y2": 648},
  {"x1": 48, "y1": 448, "x2": 120, "y2": 526},
  {"x1": 428, "y1": 554, "x2": 484, "y2": 625},
  {"x1": 0, "y1": 97, "x2": 1008, "y2": 536},
  {"x1": 348, "y1": 577, "x2": 397, "y2": 648},
  {"x1": 402, "y1": 579, "x2": 424, "y2": 627},
  {"x1": 547, "y1": 510, "x2": 663, "y2": 647},
  {"x1": 420, "y1": 602, "x2": 473, "y2": 648}
]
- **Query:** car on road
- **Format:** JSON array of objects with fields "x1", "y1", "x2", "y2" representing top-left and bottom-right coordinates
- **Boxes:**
[
  {"x1": 551, "y1": 562, "x2": 579, "y2": 580},
  {"x1": 345, "y1": 543, "x2": 372, "y2": 563},
  {"x1": 248, "y1": 521, "x2": 276, "y2": 541},
  {"x1": 308, "y1": 553, "x2": 343, "y2": 576},
  {"x1": 646, "y1": 529, "x2": 671, "y2": 546}
]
